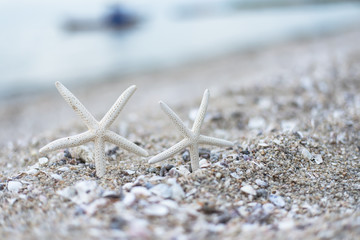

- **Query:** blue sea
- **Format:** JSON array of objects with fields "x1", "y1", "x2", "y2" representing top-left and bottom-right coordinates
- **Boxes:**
[{"x1": 1, "y1": 0, "x2": 360, "y2": 98}]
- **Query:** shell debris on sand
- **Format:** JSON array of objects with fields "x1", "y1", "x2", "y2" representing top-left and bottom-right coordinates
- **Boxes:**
[{"x1": 1, "y1": 32, "x2": 360, "y2": 239}]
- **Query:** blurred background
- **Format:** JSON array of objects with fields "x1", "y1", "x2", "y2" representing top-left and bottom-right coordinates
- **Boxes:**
[
  {"x1": 1, "y1": 0, "x2": 360, "y2": 98},
  {"x1": 1, "y1": 0, "x2": 360, "y2": 145}
]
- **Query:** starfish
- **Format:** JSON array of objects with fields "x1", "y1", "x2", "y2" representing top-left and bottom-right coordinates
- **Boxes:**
[
  {"x1": 39, "y1": 82, "x2": 149, "y2": 177},
  {"x1": 148, "y1": 89, "x2": 234, "y2": 171}
]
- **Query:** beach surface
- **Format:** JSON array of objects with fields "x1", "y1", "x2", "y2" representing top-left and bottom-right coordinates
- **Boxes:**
[{"x1": 0, "y1": 29, "x2": 360, "y2": 239}]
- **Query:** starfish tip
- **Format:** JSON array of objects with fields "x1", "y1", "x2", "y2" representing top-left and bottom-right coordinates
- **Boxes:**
[
  {"x1": 148, "y1": 158, "x2": 156, "y2": 164},
  {"x1": 159, "y1": 101, "x2": 170, "y2": 112},
  {"x1": 123, "y1": 85, "x2": 137, "y2": 97},
  {"x1": 38, "y1": 147, "x2": 46, "y2": 155},
  {"x1": 140, "y1": 150, "x2": 149, "y2": 157},
  {"x1": 55, "y1": 81, "x2": 66, "y2": 92},
  {"x1": 159, "y1": 101, "x2": 167, "y2": 109}
]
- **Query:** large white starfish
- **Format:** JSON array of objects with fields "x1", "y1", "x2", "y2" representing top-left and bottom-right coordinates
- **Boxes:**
[
  {"x1": 39, "y1": 82, "x2": 149, "y2": 177},
  {"x1": 148, "y1": 89, "x2": 234, "y2": 171}
]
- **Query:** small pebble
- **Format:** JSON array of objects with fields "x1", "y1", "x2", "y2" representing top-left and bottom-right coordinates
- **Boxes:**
[
  {"x1": 255, "y1": 179, "x2": 268, "y2": 187},
  {"x1": 224, "y1": 179, "x2": 231, "y2": 188},
  {"x1": 210, "y1": 152, "x2": 220, "y2": 162},
  {"x1": 123, "y1": 193, "x2": 136, "y2": 207},
  {"x1": 294, "y1": 131, "x2": 304, "y2": 139},
  {"x1": 301, "y1": 148, "x2": 313, "y2": 160},
  {"x1": 26, "y1": 169, "x2": 39, "y2": 175},
  {"x1": 256, "y1": 189, "x2": 268, "y2": 198},
  {"x1": 123, "y1": 183, "x2": 134, "y2": 191},
  {"x1": 64, "y1": 149, "x2": 72, "y2": 158},
  {"x1": 258, "y1": 142, "x2": 269, "y2": 147},
  {"x1": 107, "y1": 146, "x2": 119, "y2": 156},
  {"x1": 8, "y1": 181, "x2": 22, "y2": 193},
  {"x1": 314, "y1": 154, "x2": 323, "y2": 164},
  {"x1": 241, "y1": 185, "x2": 257, "y2": 196},
  {"x1": 241, "y1": 150, "x2": 250, "y2": 155},
  {"x1": 125, "y1": 170, "x2": 136, "y2": 175},
  {"x1": 144, "y1": 204, "x2": 169, "y2": 217},
  {"x1": 51, "y1": 174, "x2": 63, "y2": 181},
  {"x1": 269, "y1": 194, "x2": 286, "y2": 207},
  {"x1": 185, "y1": 188, "x2": 197, "y2": 198},
  {"x1": 230, "y1": 172, "x2": 241, "y2": 179},
  {"x1": 168, "y1": 179, "x2": 185, "y2": 201},
  {"x1": 150, "y1": 184, "x2": 172, "y2": 199},
  {"x1": 199, "y1": 159, "x2": 210, "y2": 168},
  {"x1": 160, "y1": 164, "x2": 174, "y2": 177},
  {"x1": 168, "y1": 168, "x2": 180, "y2": 177},
  {"x1": 210, "y1": 112, "x2": 223, "y2": 121},
  {"x1": 57, "y1": 181, "x2": 101, "y2": 205},
  {"x1": 38, "y1": 157, "x2": 49, "y2": 165},
  {"x1": 200, "y1": 202, "x2": 221, "y2": 214},
  {"x1": 110, "y1": 216, "x2": 127, "y2": 230},
  {"x1": 262, "y1": 203, "x2": 275, "y2": 214},
  {"x1": 8, "y1": 198, "x2": 17, "y2": 205},
  {"x1": 144, "y1": 183, "x2": 154, "y2": 189},
  {"x1": 147, "y1": 167, "x2": 158, "y2": 174},
  {"x1": 102, "y1": 190, "x2": 122, "y2": 199},
  {"x1": 217, "y1": 212, "x2": 232, "y2": 224},
  {"x1": 182, "y1": 150, "x2": 190, "y2": 162},
  {"x1": 199, "y1": 148, "x2": 211, "y2": 159},
  {"x1": 58, "y1": 167, "x2": 70, "y2": 172},
  {"x1": 58, "y1": 159, "x2": 67, "y2": 166},
  {"x1": 177, "y1": 166, "x2": 190, "y2": 176},
  {"x1": 131, "y1": 187, "x2": 151, "y2": 198}
]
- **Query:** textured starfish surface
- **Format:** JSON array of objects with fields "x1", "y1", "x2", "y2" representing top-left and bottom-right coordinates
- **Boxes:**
[
  {"x1": 39, "y1": 82, "x2": 148, "y2": 177},
  {"x1": 149, "y1": 89, "x2": 234, "y2": 171}
]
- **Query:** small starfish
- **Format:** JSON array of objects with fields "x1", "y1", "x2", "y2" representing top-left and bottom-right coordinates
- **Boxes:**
[
  {"x1": 148, "y1": 89, "x2": 234, "y2": 171},
  {"x1": 39, "y1": 82, "x2": 149, "y2": 177}
]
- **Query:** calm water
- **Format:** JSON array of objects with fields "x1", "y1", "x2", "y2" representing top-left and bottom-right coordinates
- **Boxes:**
[{"x1": 1, "y1": 0, "x2": 360, "y2": 97}]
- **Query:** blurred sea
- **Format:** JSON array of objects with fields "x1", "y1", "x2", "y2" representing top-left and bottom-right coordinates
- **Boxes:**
[{"x1": 1, "y1": 0, "x2": 360, "y2": 98}]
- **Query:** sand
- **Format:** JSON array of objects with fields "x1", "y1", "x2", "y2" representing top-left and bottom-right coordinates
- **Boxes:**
[{"x1": 0, "y1": 29, "x2": 360, "y2": 239}]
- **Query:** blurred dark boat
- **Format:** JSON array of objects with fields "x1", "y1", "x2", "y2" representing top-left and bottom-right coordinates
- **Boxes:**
[{"x1": 63, "y1": 5, "x2": 139, "y2": 32}]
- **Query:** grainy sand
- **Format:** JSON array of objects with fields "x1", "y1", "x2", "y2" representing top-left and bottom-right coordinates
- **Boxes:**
[{"x1": 0, "y1": 29, "x2": 360, "y2": 239}]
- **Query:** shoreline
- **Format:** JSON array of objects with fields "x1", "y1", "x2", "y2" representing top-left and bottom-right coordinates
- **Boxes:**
[{"x1": 2, "y1": 0, "x2": 360, "y2": 99}]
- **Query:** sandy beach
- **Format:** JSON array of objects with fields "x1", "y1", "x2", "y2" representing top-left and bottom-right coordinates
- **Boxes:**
[{"x1": 0, "y1": 28, "x2": 360, "y2": 239}]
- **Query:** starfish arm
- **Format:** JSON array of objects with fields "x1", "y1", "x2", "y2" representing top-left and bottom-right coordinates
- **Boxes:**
[
  {"x1": 159, "y1": 101, "x2": 193, "y2": 138},
  {"x1": 55, "y1": 82, "x2": 98, "y2": 129},
  {"x1": 148, "y1": 138, "x2": 189, "y2": 164},
  {"x1": 189, "y1": 144, "x2": 199, "y2": 171},
  {"x1": 192, "y1": 89, "x2": 209, "y2": 134},
  {"x1": 39, "y1": 131, "x2": 94, "y2": 155},
  {"x1": 105, "y1": 130, "x2": 149, "y2": 157},
  {"x1": 94, "y1": 137, "x2": 106, "y2": 177},
  {"x1": 199, "y1": 135, "x2": 234, "y2": 148},
  {"x1": 100, "y1": 85, "x2": 137, "y2": 129}
]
